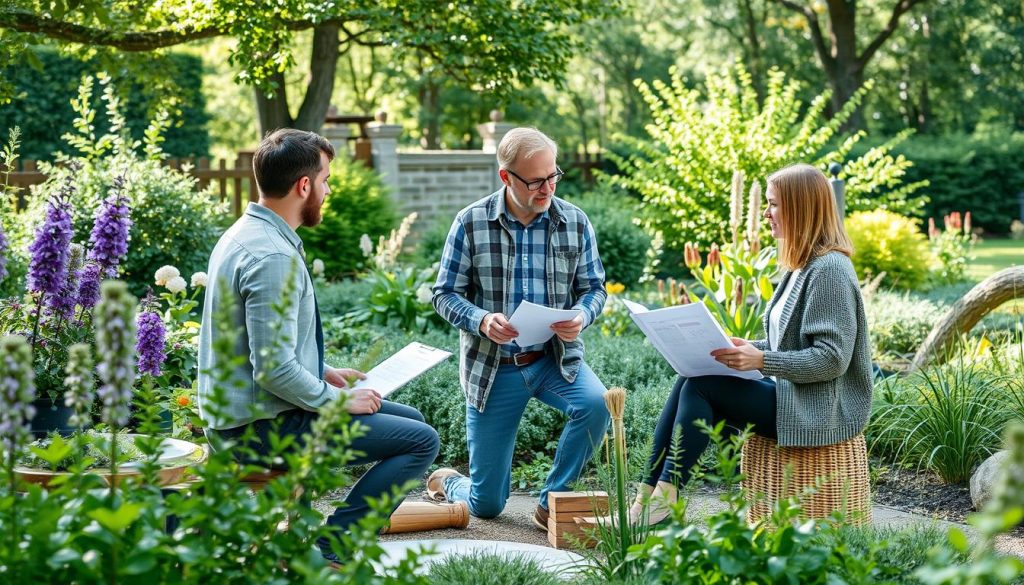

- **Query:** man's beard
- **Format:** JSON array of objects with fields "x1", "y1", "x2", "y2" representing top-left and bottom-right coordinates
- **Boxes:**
[{"x1": 301, "y1": 194, "x2": 322, "y2": 227}]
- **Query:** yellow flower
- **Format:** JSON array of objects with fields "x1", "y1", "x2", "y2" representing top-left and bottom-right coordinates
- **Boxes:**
[{"x1": 607, "y1": 282, "x2": 626, "y2": 295}]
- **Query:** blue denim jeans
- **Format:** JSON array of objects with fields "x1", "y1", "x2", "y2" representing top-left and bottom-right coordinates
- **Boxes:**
[
  {"x1": 444, "y1": 355, "x2": 609, "y2": 517},
  {"x1": 213, "y1": 400, "x2": 439, "y2": 540}
]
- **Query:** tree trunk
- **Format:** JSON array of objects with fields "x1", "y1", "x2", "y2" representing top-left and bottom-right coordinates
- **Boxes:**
[
  {"x1": 255, "y1": 70, "x2": 292, "y2": 138},
  {"x1": 419, "y1": 78, "x2": 441, "y2": 149},
  {"x1": 826, "y1": 0, "x2": 865, "y2": 131},
  {"x1": 294, "y1": 24, "x2": 340, "y2": 134},
  {"x1": 911, "y1": 266, "x2": 1024, "y2": 370}
]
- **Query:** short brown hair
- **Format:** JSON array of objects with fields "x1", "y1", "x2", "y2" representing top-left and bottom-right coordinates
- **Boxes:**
[
  {"x1": 252, "y1": 129, "x2": 335, "y2": 198},
  {"x1": 768, "y1": 163, "x2": 853, "y2": 270}
]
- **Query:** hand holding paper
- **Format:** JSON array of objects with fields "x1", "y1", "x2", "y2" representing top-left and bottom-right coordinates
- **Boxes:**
[
  {"x1": 348, "y1": 342, "x2": 452, "y2": 398},
  {"x1": 507, "y1": 301, "x2": 582, "y2": 347}
]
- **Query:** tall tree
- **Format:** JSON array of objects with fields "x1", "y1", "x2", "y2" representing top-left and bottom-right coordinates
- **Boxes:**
[
  {"x1": 769, "y1": 0, "x2": 928, "y2": 129},
  {"x1": 0, "y1": 1, "x2": 618, "y2": 135}
]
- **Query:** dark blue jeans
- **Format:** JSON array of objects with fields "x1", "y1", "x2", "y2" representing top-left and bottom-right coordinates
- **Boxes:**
[
  {"x1": 645, "y1": 375, "x2": 777, "y2": 487},
  {"x1": 213, "y1": 401, "x2": 439, "y2": 539}
]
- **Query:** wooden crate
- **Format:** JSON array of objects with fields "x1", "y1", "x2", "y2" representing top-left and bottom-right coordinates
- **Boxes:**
[{"x1": 546, "y1": 491, "x2": 608, "y2": 549}]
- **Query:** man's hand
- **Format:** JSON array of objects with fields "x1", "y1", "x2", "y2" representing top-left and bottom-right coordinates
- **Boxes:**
[
  {"x1": 345, "y1": 388, "x2": 382, "y2": 415},
  {"x1": 550, "y1": 314, "x2": 585, "y2": 343},
  {"x1": 480, "y1": 313, "x2": 518, "y2": 344},
  {"x1": 710, "y1": 337, "x2": 765, "y2": 371},
  {"x1": 324, "y1": 367, "x2": 367, "y2": 389}
]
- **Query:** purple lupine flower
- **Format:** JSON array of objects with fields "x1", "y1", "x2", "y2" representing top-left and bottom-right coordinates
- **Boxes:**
[
  {"x1": 27, "y1": 186, "x2": 74, "y2": 297},
  {"x1": 64, "y1": 343, "x2": 94, "y2": 428},
  {"x1": 0, "y1": 335, "x2": 36, "y2": 454},
  {"x1": 49, "y1": 243, "x2": 84, "y2": 321},
  {"x1": 0, "y1": 219, "x2": 9, "y2": 284},
  {"x1": 87, "y1": 175, "x2": 132, "y2": 278},
  {"x1": 135, "y1": 311, "x2": 166, "y2": 377},
  {"x1": 77, "y1": 262, "x2": 102, "y2": 311},
  {"x1": 94, "y1": 281, "x2": 136, "y2": 428}
]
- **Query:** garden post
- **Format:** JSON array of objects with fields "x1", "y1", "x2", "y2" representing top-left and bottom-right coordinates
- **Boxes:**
[
  {"x1": 1017, "y1": 191, "x2": 1024, "y2": 222},
  {"x1": 476, "y1": 110, "x2": 516, "y2": 154},
  {"x1": 367, "y1": 112, "x2": 403, "y2": 195},
  {"x1": 829, "y1": 162, "x2": 845, "y2": 220},
  {"x1": 322, "y1": 122, "x2": 351, "y2": 158}
]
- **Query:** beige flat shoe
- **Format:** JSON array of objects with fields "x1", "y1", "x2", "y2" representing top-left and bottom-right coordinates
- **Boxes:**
[{"x1": 425, "y1": 467, "x2": 463, "y2": 502}]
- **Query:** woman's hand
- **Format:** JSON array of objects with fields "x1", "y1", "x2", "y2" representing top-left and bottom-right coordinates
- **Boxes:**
[{"x1": 710, "y1": 337, "x2": 764, "y2": 371}]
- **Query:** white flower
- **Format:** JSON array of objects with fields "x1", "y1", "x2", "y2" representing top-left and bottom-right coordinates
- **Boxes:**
[
  {"x1": 190, "y1": 272, "x2": 208, "y2": 288},
  {"x1": 165, "y1": 275, "x2": 187, "y2": 294},
  {"x1": 415, "y1": 284, "x2": 432, "y2": 305},
  {"x1": 359, "y1": 234, "x2": 373, "y2": 257},
  {"x1": 154, "y1": 265, "x2": 180, "y2": 286},
  {"x1": 312, "y1": 258, "x2": 325, "y2": 277}
]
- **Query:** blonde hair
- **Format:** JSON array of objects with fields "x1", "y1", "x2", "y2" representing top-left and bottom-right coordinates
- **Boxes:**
[
  {"x1": 767, "y1": 163, "x2": 853, "y2": 270},
  {"x1": 496, "y1": 127, "x2": 557, "y2": 170}
]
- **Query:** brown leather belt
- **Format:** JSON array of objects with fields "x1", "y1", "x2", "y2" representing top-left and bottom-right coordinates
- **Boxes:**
[{"x1": 499, "y1": 350, "x2": 546, "y2": 367}]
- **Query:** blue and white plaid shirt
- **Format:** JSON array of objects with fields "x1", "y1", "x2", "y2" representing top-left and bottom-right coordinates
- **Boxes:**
[
  {"x1": 432, "y1": 188, "x2": 606, "y2": 412},
  {"x1": 503, "y1": 209, "x2": 550, "y2": 356}
]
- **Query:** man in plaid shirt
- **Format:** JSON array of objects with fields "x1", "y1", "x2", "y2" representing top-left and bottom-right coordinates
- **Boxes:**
[{"x1": 428, "y1": 127, "x2": 610, "y2": 531}]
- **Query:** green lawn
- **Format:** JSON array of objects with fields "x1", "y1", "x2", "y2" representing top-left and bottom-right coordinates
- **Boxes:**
[{"x1": 968, "y1": 238, "x2": 1024, "y2": 281}]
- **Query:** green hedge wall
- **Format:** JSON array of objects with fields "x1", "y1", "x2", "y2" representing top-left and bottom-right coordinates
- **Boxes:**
[
  {"x1": 0, "y1": 49, "x2": 210, "y2": 160},
  {"x1": 852, "y1": 134, "x2": 1024, "y2": 235}
]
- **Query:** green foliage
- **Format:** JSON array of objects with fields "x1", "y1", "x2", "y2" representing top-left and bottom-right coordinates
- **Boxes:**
[
  {"x1": 299, "y1": 156, "x2": 397, "y2": 279},
  {"x1": 349, "y1": 264, "x2": 445, "y2": 333},
  {"x1": 426, "y1": 553, "x2": 563, "y2": 585},
  {"x1": 859, "y1": 133, "x2": 1024, "y2": 236},
  {"x1": 570, "y1": 186, "x2": 652, "y2": 286},
  {"x1": 927, "y1": 211, "x2": 976, "y2": 286},
  {"x1": 0, "y1": 48, "x2": 210, "y2": 159},
  {"x1": 868, "y1": 355, "x2": 1018, "y2": 483},
  {"x1": 609, "y1": 64, "x2": 927, "y2": 251},
  {"x1": 682, "y1": 243, "x2": 777, "y2": 340},
  {"x1": 510, "y1": 449, "x2": 555, "y2": 495},
  {"x1": 863, "y1": 289, "x2": 945, "y2": 364},
  {"x1": 845, "y1": 210, "x2": 932, "y2": 290}
]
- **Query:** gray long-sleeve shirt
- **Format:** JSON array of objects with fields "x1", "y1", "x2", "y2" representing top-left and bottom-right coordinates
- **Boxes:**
[{"x1": 197, "y1": 203, "x2": 335, "y2": 430}]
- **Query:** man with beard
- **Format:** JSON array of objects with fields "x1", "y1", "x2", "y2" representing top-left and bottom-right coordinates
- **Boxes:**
[{"x1": 197, "y1": 129, "x2": 439, "y2": 563}]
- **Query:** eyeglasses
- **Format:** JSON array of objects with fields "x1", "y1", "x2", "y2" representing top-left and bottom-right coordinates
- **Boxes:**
[{"x1": 505, "y1": 167, "x2": 564, "y2": 191}]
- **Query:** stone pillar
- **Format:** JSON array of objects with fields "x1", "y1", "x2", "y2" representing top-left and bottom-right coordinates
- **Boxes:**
[
  {"x1": 367, "y1": 111, "x2": 402, "y2": 194},
  {"x1": 477, "y1": 110, "x2": 516, "y2": 154},
  {"x1": 322, "y1": 123, "x2": 351, "y2": 158}
]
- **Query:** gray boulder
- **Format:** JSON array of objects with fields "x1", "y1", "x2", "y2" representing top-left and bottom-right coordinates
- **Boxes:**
[{"x1": 970, "y1": 450, "x2": 1010, "y2": 511}]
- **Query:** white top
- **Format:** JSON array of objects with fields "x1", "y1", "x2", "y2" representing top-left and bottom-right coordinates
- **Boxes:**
[{"x1": 769, "y1": 269, "x2": 801, "y2": 351}]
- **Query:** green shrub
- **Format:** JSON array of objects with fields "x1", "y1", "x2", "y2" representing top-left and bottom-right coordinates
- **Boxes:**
[
  {"x1": 610, "y1": 64, "x2": 927, "y2": 251},
  {"x1": 855, "y1": 133, "x2": 1024, "y2": 235},
  {"x1": 0, "y1": 48, "x2": 209, "y2": 160},
  {"x1": 13, "y1": 78, "x2": 228, "y2": 297},
  {"x1": 299, "y1": 155, "x2": 397, "y2": 279},
  {"x1": 868, "y1": 356, "x2": 1015, "y2": 483},
  {"x1": 570, "y1": 186, "x2": 652, "y2": 286},
  {"x1": 427, "y1": 553, "x2": 562, "y2": 585},
  {"x1": 846, "y1": 209, "x2": 932, "y2": 290},
  {"x1": 863, "y1": 289, "x2": 945, "y2": 362}
]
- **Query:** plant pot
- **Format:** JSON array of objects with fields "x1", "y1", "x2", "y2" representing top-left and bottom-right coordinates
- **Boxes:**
[{"x1": 29, "y1": 397, "x2": 77, "y2": 438}]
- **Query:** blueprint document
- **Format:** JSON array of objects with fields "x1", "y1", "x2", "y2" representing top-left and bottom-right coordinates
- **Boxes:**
[
  {"x1": 620, "y1": 299, "x2": 763, "y2": 380},
  {"x1": 348, "y1": 342, "x2": 452, "y2": 398}
]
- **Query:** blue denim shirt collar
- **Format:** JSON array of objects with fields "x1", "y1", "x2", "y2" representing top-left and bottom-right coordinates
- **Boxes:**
[{"x1": 244, "y1": 202, "x2": 304, "y2": 255}]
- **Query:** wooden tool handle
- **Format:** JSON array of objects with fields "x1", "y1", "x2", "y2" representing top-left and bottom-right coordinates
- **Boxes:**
[{"x1": 381, "y1": 501, "x2": 470, "y2": 534}]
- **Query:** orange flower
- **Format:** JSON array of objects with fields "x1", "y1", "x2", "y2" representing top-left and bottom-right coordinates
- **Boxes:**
[{"x1": 176, "y1": 395, "x2": 190, "y2": 407}]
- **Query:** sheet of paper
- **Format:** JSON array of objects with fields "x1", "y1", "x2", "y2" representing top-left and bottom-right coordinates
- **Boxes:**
[
  {"x1": 625, "y1": 299, "x2": 763, "y2": 380},
  {"x1": 348, "y1": 342, "x2": 452, "y2": 398},
  {"x1": 507, "y1": 300, "x2": 582, "y2": 347}
]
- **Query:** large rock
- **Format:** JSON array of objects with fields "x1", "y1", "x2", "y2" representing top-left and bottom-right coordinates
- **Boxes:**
[{"x1": 970, "y1": 450, "x2": 1010, "y2": 510}]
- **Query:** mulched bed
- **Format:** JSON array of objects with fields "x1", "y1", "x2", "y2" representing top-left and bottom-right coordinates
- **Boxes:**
[{"x1": 871, "y1": 463, "x2": 1024, "y2": 538}]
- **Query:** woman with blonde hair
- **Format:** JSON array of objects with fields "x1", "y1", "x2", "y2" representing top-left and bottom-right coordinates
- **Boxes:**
[{"x1": 634, "y1": 163, "x2": 873, "y2": 525}]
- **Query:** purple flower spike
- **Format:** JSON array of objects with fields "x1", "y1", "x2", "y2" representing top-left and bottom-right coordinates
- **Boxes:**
[
  {"x1": 0, "y1": 335, "x2": 36, "y2": 454},
  {"x1": 87, "y1": 174, "x2": 133, "y2": 278},
  {"x1": 27, "y1": 186, "x2": 74, "y2": 297},
  {"x1": 49, "y1": 243, "x2": 84, "y2": 321},
  {"x1": 77, "y1": 263, "x2": 102, "y2": 311},
  {"x1": 135, "y1": 311, "x2": 166, "y2": 377}
]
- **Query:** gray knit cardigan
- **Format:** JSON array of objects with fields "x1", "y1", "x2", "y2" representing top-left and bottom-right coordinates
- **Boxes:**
[{"x1": 752, "y1": 251, "x2": 873, "y2": 447}]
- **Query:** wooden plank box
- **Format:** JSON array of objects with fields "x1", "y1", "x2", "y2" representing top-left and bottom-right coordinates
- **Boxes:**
[{"x1": 546, "y1": 491, "x2": 609, "y2": 549}]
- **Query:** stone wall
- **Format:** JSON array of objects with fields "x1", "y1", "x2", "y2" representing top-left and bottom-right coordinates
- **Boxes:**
[{"x1": 395, "y1": 152, "x2": 500, "y2": 230}]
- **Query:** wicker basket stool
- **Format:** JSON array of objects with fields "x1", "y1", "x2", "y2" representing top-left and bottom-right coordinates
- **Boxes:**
[{"x1": 741, "y1": 433, "x2": 871, "y2": 526}]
